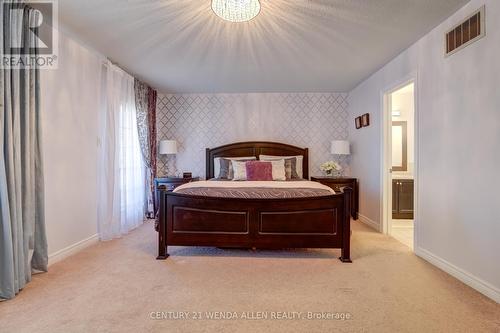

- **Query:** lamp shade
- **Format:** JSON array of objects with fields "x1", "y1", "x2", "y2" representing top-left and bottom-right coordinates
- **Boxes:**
[
  {"x1": 331, "y1": 140, "x2": 350, "y2": 155},
  {"x1": 159, "y1": 140, "x2": 177, "y2": 155}
]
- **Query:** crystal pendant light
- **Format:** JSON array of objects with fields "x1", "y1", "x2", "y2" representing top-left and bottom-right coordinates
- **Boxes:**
[{"x1": 211, "y1": 0, "x2": 261, "y2": 23}]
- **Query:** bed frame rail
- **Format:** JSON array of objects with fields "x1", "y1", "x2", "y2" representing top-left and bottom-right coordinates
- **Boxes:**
[{"x1": 157, "y1": 188, "x2": 352, "y2": 262}]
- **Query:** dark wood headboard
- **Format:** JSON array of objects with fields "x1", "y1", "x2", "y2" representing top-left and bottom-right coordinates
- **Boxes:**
[{"x1": 205, "y1": 141, "x2": 309, "y2": 179}]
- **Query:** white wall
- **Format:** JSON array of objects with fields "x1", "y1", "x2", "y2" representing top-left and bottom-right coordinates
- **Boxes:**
[
  {"x1": 349, "y1": 0, "x2": 500, "y2": 301},
  {"x1": 41, "y1": 29, "x2": 104, "y2": 263}
]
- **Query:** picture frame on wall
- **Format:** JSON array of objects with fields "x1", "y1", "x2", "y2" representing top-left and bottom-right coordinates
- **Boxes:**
[
  {"x1": 355, "y1": 116, "x2": 362, "y2": 129},
  {"x1": 361, "y1": 113, "x2": 370, "y2": 127}
]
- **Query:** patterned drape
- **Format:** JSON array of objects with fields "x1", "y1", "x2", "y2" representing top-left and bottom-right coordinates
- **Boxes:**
[
  {"x1": 147, "y1": 87, "x2": 157, "y2": 181},
  {"x1": 134, "y1": 79, "x2": 150, "y2": 168},
  {"x1": 133, "y1": 79, "x2": 157, "y2": 217}
]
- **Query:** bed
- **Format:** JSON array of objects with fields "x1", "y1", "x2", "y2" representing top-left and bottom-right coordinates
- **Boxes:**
[{"x1": 157, "y1": 141, "x2": 353, "y2": 262}]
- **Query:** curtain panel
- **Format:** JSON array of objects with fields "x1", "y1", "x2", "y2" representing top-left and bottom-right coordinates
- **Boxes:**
[
  {"x1": 134, "y1": 79, "x2": 150, "y2": 168},
  {"x1": 0, "y1": 4, "x2": 48, "y2": 300},
  {"x1": 97, "y1": 62, "x2": 146, "y2": 240},
  {"x1": 133, "y1": 80, "x2": 157, "y2": 217},
  {"x1": 147, "y1": 87, "x2": 157, "y2": 202}
]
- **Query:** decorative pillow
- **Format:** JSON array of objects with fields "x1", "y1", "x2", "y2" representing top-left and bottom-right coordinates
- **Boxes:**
[
  {"x1": 259, "y1": 155, "x2": 303, "y2": 178},
  {"x1": 231, "y1": 161, "x2": 248, "y2": 181},
  {"x1": 214, "y1": 156, "x2": 256, "y2": 179},
  {"x1": 270, "y1": 160, "x2": 287, "y2": 181},
  {"x1": 218, "y1": 158, "x2": 233, "y2": 179},
  {"x1": 245, "y1": 161, "x2": 273, "y2": 181},
  {"x1": 258, "y1": 156, "x2": 299, "y2": 179},
  {"x1": 283, "y1": 158, "x2": 299, "y2": 179},
  {"x1": 285, "y1": 158, "x2": 300, "y2": 179}
]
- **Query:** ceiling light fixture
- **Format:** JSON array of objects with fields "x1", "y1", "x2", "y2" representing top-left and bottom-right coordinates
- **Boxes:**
[{"x1": 211, "y1": 0, "x2": 261, "y2": 23}]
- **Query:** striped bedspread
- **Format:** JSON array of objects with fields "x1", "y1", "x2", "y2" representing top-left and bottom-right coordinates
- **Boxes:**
[{"x1": 173, "y1": 180, "x2": 335, "y2": 199}]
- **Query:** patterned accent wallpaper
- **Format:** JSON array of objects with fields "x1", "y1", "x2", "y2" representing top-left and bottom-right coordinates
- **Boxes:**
[{"x1": 156, "y1": 93, "x2": 349, "y2": 179}]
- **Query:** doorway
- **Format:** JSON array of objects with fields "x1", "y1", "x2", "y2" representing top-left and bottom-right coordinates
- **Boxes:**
[{"x1": 382, "y1": 81, "x2": 416, "y2": 250}]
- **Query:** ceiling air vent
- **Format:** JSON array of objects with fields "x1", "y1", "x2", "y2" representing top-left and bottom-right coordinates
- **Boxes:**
[{"x1": 445, "y1": 5, "x2": 485, "y2": 57}]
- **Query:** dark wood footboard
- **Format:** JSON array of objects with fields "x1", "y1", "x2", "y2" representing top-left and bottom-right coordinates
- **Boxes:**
[{"x1": 157, "y1": 188, "x2": 352, "y2": 262}]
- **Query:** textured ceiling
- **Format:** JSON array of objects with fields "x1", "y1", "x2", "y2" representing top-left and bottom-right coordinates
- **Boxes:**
[{"x1": 59, "y1": 0, "x2": 469, "y2": 93}]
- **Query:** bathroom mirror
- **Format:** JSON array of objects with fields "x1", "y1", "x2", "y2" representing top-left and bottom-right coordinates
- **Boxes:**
[{"x1": 392, "y1": 121, "x2": 407, "y2": 171}]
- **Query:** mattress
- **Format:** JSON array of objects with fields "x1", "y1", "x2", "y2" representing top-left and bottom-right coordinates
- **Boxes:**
[{"x1": 173, "y1": 180, "x2": 335, "y2": 199}]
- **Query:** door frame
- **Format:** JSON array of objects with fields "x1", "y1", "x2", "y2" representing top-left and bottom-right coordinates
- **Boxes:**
[{"x1": 380, "y1": 72, "x2": 419, "y2": 248}]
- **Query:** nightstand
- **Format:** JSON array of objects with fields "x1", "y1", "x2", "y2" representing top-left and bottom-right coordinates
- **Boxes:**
[
  {"x1": 311, "y1": 176, "x2": 358, "y2": 220},
  {"x1": 154, "y1": 177, "x2": 199, "y2": 213}
]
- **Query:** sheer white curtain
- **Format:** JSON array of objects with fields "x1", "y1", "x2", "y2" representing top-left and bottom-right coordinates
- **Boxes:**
[{"x1": 97, "y1": 61, "x2": 146, "y2": 240}]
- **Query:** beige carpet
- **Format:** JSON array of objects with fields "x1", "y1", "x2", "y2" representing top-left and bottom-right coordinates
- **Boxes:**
[{"x1": 1, "y1": 221, "x2": 499, "y2": 333}]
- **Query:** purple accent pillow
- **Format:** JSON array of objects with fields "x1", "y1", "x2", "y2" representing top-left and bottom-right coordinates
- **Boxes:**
[{"x1": 245, "y1": 161, "x2": 273, "y2": 181}]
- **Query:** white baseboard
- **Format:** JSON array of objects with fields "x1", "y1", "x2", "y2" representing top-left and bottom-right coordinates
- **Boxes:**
[
  {"x1": 415, "y1": 247, "x2": 500, "y2": 304},
  {"x1": 48, "y1": 234, "x2": 99, "y2": 266},
  {"x1": 357, "y1": 213, "x2": 381, "y2": 232}
]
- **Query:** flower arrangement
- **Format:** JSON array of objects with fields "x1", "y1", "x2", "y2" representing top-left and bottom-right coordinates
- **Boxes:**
[{"x1": 320, "y1": 161, "x2": 342, "y2": 176}]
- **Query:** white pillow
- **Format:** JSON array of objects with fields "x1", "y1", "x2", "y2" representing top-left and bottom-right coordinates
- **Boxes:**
[
  {"x1": 213, "y1": 156, "x2": 256, "y2": 178},
  {"x1": 231, "y1": 160, "x2": 248, "y2": 181},
  {"x1": 270, "y1": 160, "x2": 286, "y2": 181},
  {"x1": 259, "y1": 155, "x2": 304, "y2": 178}
]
